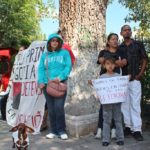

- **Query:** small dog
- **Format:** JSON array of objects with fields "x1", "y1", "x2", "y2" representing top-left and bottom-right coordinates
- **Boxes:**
[{"x1": 9, "y1": 123, "x2": 34, "y2": 150}]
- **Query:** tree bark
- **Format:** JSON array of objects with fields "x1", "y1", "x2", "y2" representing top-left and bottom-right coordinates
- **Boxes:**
[{"x1": 59, "y1": 0, "x2": 108, "y2": 115}]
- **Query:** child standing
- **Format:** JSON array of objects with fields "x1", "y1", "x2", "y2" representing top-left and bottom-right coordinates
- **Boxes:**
[{"x1": 100, "y1": 57, "x2": 124, "y2": 146}]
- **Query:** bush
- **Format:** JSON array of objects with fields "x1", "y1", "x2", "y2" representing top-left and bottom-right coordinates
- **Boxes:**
[{"x1": 141, "y1": 46, "x2": 150, "y2": 108}]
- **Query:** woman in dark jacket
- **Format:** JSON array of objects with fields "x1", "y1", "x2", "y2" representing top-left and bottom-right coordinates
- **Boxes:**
[{"x1": 95, "y1": 33, "x2": 127, "y2": 139}]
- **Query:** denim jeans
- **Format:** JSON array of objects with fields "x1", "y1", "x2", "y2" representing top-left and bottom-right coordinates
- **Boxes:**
[
  {"x1": 43, "y1": 87, "x2": 67, "y2": 135},
  {"x1": 98, "y1": 105, "x2": 116, "y2": 129},
  {"x1": 102, "y1": 103, "x2": 124, "y2": 142}
]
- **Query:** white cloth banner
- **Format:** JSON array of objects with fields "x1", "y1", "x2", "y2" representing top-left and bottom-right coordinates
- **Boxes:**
[
  {"x1": 6, "y1": 41, "x2": 47, "y2": 133},
  {"x1": 92, "y1": 76, "x2": 129, "y2": 104}
]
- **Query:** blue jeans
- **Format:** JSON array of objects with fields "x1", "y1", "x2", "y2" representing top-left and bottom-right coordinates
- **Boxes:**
[
  {"x1": 98, "y1": 105, "x2": 116, "y2": 129},
  {"x1": 102, "y1": 103, "x2": 124, "y2": 142},
  {"x1": 43, "y1": 87, "x2": 67, "y2": 135}
]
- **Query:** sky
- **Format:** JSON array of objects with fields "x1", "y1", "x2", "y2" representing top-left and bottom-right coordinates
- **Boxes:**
[
  {"x1": 40, "y1": 0, "x2": 139, "y2": 39},
  {"x1": 106, "y1": 0, "x2": 139, "y2": 37}
]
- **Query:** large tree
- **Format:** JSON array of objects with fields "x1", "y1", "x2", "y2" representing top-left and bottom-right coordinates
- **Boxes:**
[
  {"x1": 59, "y1": 0, "x2": 108, "y2": 50},
  {"x1": 59, "y1": 0, "x2": 150, "y2": 116},
  {"x1": 59, "y1": 0, "x2": 109, "y2": 115},
  {"x1": 0, "y1": 0, "x2": 54, "y2": 48}
]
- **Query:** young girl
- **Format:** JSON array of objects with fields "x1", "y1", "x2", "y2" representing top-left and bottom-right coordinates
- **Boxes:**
[
  {"x1": 38, "y1": 34, "x2": 72, "y2": 140},
  {"x1": 100, "y1": 57, "x2": 124, "y2": 146},
  {"x1": 95, "y1": 33, "x2": 127, "y2": 139}
]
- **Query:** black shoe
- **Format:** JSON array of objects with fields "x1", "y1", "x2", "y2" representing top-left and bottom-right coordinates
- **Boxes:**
[
  {"x1": 116, "y1": 141, "x2": 124, "y2": 146},
  {"x1": 102, "y1": 142, "x2": 109, "y2": 146},
  {"x1": 124, "y1": 127, "x2": 132, "y2": 137},
  {"x1": 133, "y1": 131, "x2": 143, "y2": 141},
  {"x1": 40, "y1": 126, "x2": 48, "y2": 132}
]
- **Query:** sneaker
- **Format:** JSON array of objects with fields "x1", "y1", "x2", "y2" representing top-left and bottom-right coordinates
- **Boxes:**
[
  {"x1": 124, "y1": 127, "x2": 132, "y2": 137},
  {"x1": 95, "y1": 128, "x2": 102, "y2": 139},
  {"x1": 46, "y1": 133, "x2": 57, "y2": 139},
  {"x1": 32, "y1": 131, "x2": 41, "y2": 135},
  {"x1": 102, "y1": 142, "x2": 109, "y2": 146},
  {"x1": 116, "y1": 141, "x2": 124, "y2": 146},
  {"x1": 111, "y1": 128, "x2": 116, "y2": 139},
  {"x1": 133, "y1": 131, "x2": 143, "y2": 141},
  {"x1": 60, "y1": 133, "x2": 68, "y2": 140}
]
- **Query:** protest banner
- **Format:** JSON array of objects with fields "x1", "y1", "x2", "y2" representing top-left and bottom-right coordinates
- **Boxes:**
[
  {"x1": 6, "y1": 41, "x2": 46, "y2": 133},
  {"x1": 92, "y1": 76, "x2": 129, "y2": 104}
]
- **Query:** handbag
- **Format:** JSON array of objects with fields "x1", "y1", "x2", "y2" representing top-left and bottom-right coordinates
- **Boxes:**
[
  {"x1": 46, "y1": 80, "x2": 67, "y2": 97},
  {"x1": 45, "y1": 52, "x2": 67, "y2": 97}
]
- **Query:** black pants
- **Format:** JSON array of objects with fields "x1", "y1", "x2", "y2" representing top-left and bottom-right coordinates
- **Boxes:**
[
  {"x1": 98, "y1": 105, "x2": 116, "y2": 129},
  {"x1": 0, "y1": 94, "x2": 8, "y2": 120}
]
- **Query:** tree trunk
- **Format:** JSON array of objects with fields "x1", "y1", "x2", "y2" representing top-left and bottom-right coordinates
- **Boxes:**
[{"x1": 59, "y1": 0, "x2": 108, "y2": 115}]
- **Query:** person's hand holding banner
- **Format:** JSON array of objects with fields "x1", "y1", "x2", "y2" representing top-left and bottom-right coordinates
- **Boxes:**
[{"x1": 38, "y1": 84, "x2": 45, "y2": 89}]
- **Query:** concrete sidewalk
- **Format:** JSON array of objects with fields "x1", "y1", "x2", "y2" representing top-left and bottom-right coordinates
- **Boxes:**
[{"x1": 0, "y1": 120, "x2": 150, "y2": 150}]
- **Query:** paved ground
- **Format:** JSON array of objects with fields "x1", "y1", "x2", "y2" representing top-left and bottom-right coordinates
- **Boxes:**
[{"x1": 0, "y1": 120, "x2": 150, "y2": 150}]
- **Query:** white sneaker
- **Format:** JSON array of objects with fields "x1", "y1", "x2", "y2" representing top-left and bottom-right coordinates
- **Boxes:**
[
  {"x1": 95, "y1": 128, "x2": 102, "y2": 139},
  {"x1": 111, "y1": 129, "x2": 116, "y2": 139},
  {"x1": 46, "y1": 133, "x2": 57, "y2": 139},
  {"x1": 32, "y1": 131, "x2": 41, "y2": 135},
  {"x1": 60, "y1": 133, "x2": 68, "y2": 140}
]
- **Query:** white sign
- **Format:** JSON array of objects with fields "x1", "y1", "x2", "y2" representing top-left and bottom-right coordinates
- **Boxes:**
[
  {"x1": 92, "y1": 76, "x2": 129, "y2": 104},
  {"x1": 6, "y1": 41, "x2": 47, "y2": 133}
]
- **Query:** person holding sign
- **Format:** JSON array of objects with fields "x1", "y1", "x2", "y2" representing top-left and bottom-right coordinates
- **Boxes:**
[
  {"x1": 119, "y1": 25, "x2": 148, "y2": 141},
  {"x1": 99, "y1": 57, "x2": 124, "y2": 146},
  {"x1": 95, "y1": 33, "x2": 127, "y2": 139},
  {"x1": 38, "y1": 34, "x2": 72, "y2": 140}
]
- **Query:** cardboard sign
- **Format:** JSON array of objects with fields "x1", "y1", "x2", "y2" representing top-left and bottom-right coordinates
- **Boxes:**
[{"x1": 92, "y1": 76, "x2": 129, "y2": 104}]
